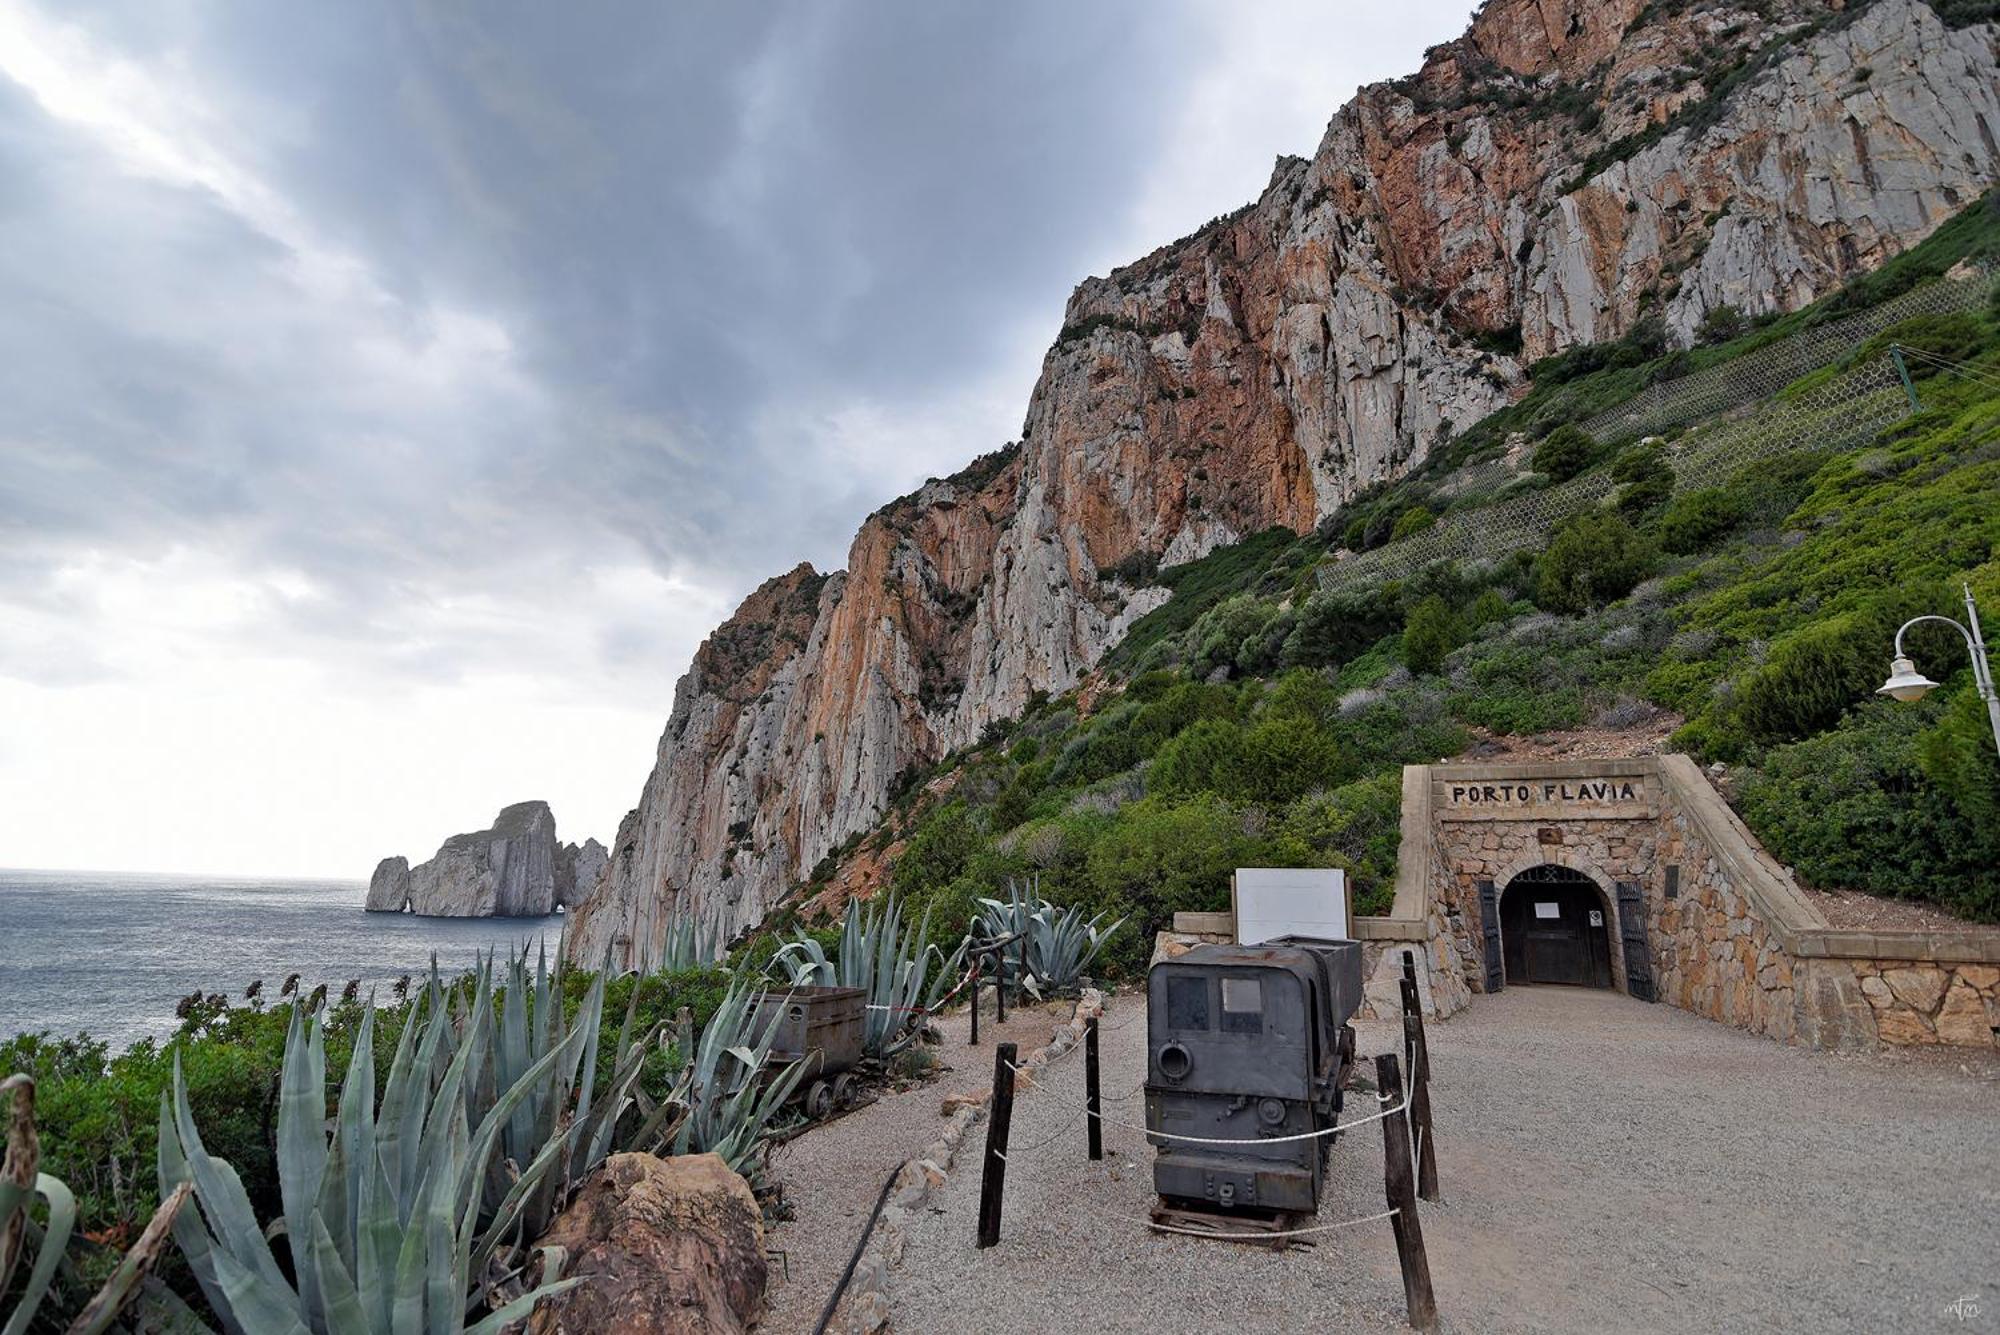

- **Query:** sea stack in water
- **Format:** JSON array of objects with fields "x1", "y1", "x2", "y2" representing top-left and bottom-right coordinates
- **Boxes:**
[
  {"x1": 369, "y1": 801, "x2": 599, "y2": 917},
  {"x1": 366, "y1": 856, "x2": 412, "y2": 912}
]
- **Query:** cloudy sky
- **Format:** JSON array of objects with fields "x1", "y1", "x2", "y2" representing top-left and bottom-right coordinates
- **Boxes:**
[{"x1": 0, "y1": 0, "x2": 1476, "y2": 879}]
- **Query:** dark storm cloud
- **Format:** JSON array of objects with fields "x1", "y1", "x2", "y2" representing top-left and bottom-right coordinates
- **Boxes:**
[{"x1": 0, "y1": 1, "x2": 1222, "y2": 688}]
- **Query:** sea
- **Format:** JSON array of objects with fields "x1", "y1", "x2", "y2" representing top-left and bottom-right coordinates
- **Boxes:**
[{"x1": 0, "y1": 869, "x2": 566, "y2": 1050}]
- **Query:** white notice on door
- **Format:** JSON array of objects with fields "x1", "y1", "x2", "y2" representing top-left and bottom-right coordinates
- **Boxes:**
[
  {"x1": 1589, "y1": 910, "x2": 1604, "y2": 926},
  {"x1": 1534, "y1": 901, "x2": 1559, "y2": 919}
]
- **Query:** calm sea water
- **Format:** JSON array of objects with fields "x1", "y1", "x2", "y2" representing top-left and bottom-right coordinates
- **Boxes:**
[{"x1": 0, "y1": 869, "x2": 566, "y2": 1049}]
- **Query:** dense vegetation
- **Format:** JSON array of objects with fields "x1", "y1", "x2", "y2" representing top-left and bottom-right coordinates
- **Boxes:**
[{"x1": 1, "y1": 963, "x2": 732, "y2": 1322}]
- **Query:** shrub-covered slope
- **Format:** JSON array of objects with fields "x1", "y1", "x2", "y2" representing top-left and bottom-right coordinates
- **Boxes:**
[{"x1": 791, "y1": 194, "x2": 2000, "y2": 967}]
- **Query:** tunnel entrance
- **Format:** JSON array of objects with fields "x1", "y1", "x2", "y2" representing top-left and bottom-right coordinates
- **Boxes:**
[{"x1": 1501, "y1": 864, "x2": 1613, "y2": 988}]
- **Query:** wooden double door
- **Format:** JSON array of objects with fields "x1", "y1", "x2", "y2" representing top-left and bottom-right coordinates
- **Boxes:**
[{"x1": 1501, "y1": 868, "x2": 1613, "y2": 988}]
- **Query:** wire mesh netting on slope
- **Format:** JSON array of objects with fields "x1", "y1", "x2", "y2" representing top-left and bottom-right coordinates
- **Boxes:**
[
  {"x1": 1315, "y1": 353, "x2": 1911, "y2": 596},
  {"x1": 1575, "y1": 274, "x2": 1986, "y2": 445}
]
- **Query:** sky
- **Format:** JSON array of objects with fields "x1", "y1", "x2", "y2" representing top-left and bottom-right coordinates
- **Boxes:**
[{"x1": 0, "y1": 0, "x2": 1478, "y2": 879}]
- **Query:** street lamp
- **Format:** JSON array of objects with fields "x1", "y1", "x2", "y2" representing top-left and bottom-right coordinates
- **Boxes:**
[{"x1": 1877, "y1": 582, "x2": 2000, "y2": 760}]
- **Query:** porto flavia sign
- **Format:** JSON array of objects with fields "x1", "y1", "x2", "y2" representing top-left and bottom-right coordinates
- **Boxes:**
[{"x1": 1446, "y1": 780, "x2": 1642, "y2": 805}]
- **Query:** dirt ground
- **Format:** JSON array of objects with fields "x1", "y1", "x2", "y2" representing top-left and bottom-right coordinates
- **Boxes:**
[
  {"x1": 883, "y1": 986, "x2": 1999, "y2": 1334},
  {"x1": 757, "y1": 999, "x2": 1080, "y2": 1334}
]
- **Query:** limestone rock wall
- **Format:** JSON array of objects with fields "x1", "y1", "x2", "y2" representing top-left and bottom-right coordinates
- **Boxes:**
[{"x1": 567, "y1": 0, "x2": 2000, "y2": 966}]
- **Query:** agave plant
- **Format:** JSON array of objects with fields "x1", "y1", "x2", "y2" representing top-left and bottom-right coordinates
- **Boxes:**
[
  {"x1": 771, "y1": 896, "x2": 966, "y2": 1057},
  {"x1": 458, "y1": 944, "x2": 673, "y2": 1253},
  {"x1": 633, "y1": 911, "x2": 727, "y2": 974},
  {"x1": 974, "y1": 875, "x2": 1123, "y2": 995},
  {"x1": 156, "y1": 985, "x2": 582, "y2": 1334},
  {"x1": 3, "y1": 1073, "x2": 192, "y2": 1335},
  {"x1": 663, "y1": 979, "x2": 805, "y2": 1181}
]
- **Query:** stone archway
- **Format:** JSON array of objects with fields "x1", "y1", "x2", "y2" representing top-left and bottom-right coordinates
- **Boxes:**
[{"x1": 1492, "y1": 852, "x2": 1627, "y2": 995}]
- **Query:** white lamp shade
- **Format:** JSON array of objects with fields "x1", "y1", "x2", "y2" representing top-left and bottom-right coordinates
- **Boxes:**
[{"x1": 1877, "y1": 655, "x2": 1938, "y2": 702}]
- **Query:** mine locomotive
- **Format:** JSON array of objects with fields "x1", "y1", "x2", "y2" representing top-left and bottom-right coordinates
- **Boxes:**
[{"x1": 1144, "y1": 936, "x2": 1362, "y2": 1216}]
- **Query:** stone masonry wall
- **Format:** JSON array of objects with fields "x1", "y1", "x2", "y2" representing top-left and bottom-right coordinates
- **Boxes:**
[{"x1": 1422, "y1": 757, "x2": 2000, "y2": 1051}]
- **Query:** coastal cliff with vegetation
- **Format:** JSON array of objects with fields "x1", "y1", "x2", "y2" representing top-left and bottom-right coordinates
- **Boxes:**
[{"x1": 568, "y1": 0, "x2": 2000, "y2": 966}]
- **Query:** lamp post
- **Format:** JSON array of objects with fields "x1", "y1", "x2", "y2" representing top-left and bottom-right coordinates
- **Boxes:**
[{"x1": 1877, "y1": 582, "x2": 2000, "y2": 761}]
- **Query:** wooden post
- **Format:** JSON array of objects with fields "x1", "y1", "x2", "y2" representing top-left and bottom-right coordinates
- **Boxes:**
[
  {"x1": 976, "y1": 1041, "x2": 1018, "y2": 1248},
  {"x1": 1376, "y1": 1053, "x2": 1437, "y2": 1332},
  {"x1": 1085, "y1": 1014, "x2": 1103, "y2": 1161},
  {"x1": 994, "y1": 944, "x2": 1008, "y2": 1025},
  {"x1": 1400, "y1": 975, "x2": 1441, "y2": 1203},
  {"x1": 969, "y1": 958, "x2": 981, "y2": 1046}
]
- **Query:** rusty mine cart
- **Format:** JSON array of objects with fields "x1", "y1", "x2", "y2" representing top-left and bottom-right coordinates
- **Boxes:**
[{"x1": 750, "y1": 984, "x2": 868, "y2": 1121}]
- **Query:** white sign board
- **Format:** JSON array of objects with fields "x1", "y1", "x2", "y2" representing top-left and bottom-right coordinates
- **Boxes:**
[
  {"x1": 1535, "y1": 901, "x2": 1560, "y2": 919},
  {"x1": 1233, "y1": 868, "x2": 1350, "y2": 945}
]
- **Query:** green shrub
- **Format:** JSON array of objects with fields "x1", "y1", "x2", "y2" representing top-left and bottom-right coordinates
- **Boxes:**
[
  {"x1": 1726, "y1": 451, "x2": 1826, "y2": 528},
  {"x1": 1402, "y1": 594, "x2": 1462, "y2": 674},
  {"x1": 1532, "y1": 424, "x2": 1601, "y2": 481},
  {"x1": 1107, "y1": 528, "x2": 1309, "y2": 669},
  {"x1": 1282, "y1": 587, "x2": 1403, "y2": 669},
  {"x1": 1271, "y1": 771, "x2": 1405, "y2": 915},
  {"x1": 1612, "y1": 444, "x2": 1675, "y2": 516},
  {"x1": 1390, "y1": 505, "x2": 1437, "y2": 540},
  {"x1": 1731, "y1": 616, "x2": 1881, "y2": 744},
  {"x1": 1536, "y1": 511, "x2": 1653, "y2": 613},
  {"x1": 1696, "y1": 303, "x2": 1747, "y2": 345},
  {"x1": 1186, "y1": 594, "x2": 1281, "y2": 678},
  {"x1": 891, "y1": 801, "x2": 984, "y2": 896},
  {"x1": 1463, "y1": 588, "x2": 1514, "y2": 629},
  {"x1": 1081, "y1": 795, "x2": 1285, "y2": 974},
  {"x1": 1656, "y1": 487, "x2": 1742, "y2": 553},
  {"x1": 1739, "y1": 698, "x2": 1998, "y2": 920},
  {"x1": 1857, "y1": 310, "x2": 1987, "y2": 373}
]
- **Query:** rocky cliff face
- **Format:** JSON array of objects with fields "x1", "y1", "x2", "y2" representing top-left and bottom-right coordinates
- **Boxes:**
[
  {"x1": 371, "y1": 801, "x2": 598, "y2": 917},
  {"x1": 566, "y1": 0, "x2": 2000, "y2": 967},
  {"x1": 561, "y1": 838, "x2": 609, "y2": 909}
]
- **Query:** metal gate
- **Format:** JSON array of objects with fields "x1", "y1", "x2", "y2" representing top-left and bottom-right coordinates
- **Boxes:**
[{"x1": 1500, "y1": 866, "x2": 1613, "y2": 989}]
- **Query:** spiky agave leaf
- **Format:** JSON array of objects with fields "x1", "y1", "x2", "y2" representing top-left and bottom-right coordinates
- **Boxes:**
[
  {"x1": 158, "y1": 983, "x2": 587, "y2": 1335},
  {"x1": 667, "y1": 980, "x2": 804, "y2": 1178}
]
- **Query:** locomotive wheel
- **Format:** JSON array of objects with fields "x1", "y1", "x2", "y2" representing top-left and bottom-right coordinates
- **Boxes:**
[
  {"x1": 805, "y1": 1080, "x2": 834, "y2": 1121},
  {"x1": 832, "y1": 1072, "x2": 860, "y2": 1109}
]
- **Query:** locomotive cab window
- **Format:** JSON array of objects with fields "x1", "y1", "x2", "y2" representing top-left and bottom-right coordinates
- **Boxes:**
[
  {"x1": 1166, "y1": 976, "x2": 1210, "y2": 1030},
  {"x1": 1219, "y1": 976, "x2": 1262, "y2": 1034}
]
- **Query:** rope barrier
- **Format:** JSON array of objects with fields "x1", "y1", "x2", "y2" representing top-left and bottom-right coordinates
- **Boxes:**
[
  {"x1": 1006, "y1": 1060, "x2": 1406, "y2": 1145},
  {"x1": 1062, "y1": 1194, "x2": 1402, "y2": 1242},
  {"x1": 987, "y1": 1116, "x2": 1083, "y2": 1158},
  {"x1": 1138, "y1": 1206, "x2": 1402, "y2": 1243}
]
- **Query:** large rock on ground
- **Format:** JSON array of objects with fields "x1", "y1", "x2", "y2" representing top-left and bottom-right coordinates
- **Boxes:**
[
  {"x1": 527, "y1": 1152, "x2": 766, "y2": 1335},
  {"x1": 365, "y1": 856, "x2": 411, "y2": 912}
]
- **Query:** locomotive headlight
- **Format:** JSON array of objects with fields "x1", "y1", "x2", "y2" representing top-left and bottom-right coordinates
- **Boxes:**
[
  {"x1": 1257, "y1": 1097, "x2": 1286, "y2": 1127},
  {"x1": 1158, "y1": 1042, "x2": 1192, "y2": 1081}
]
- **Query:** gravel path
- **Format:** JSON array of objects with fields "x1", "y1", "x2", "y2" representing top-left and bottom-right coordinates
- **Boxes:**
[
  {"x1": 888, "y1": 986, "x2": 2000, "y2": 1334},
  {"x1": 758, "y1": 1000, "x2": 1082, "y2": 1334}
]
